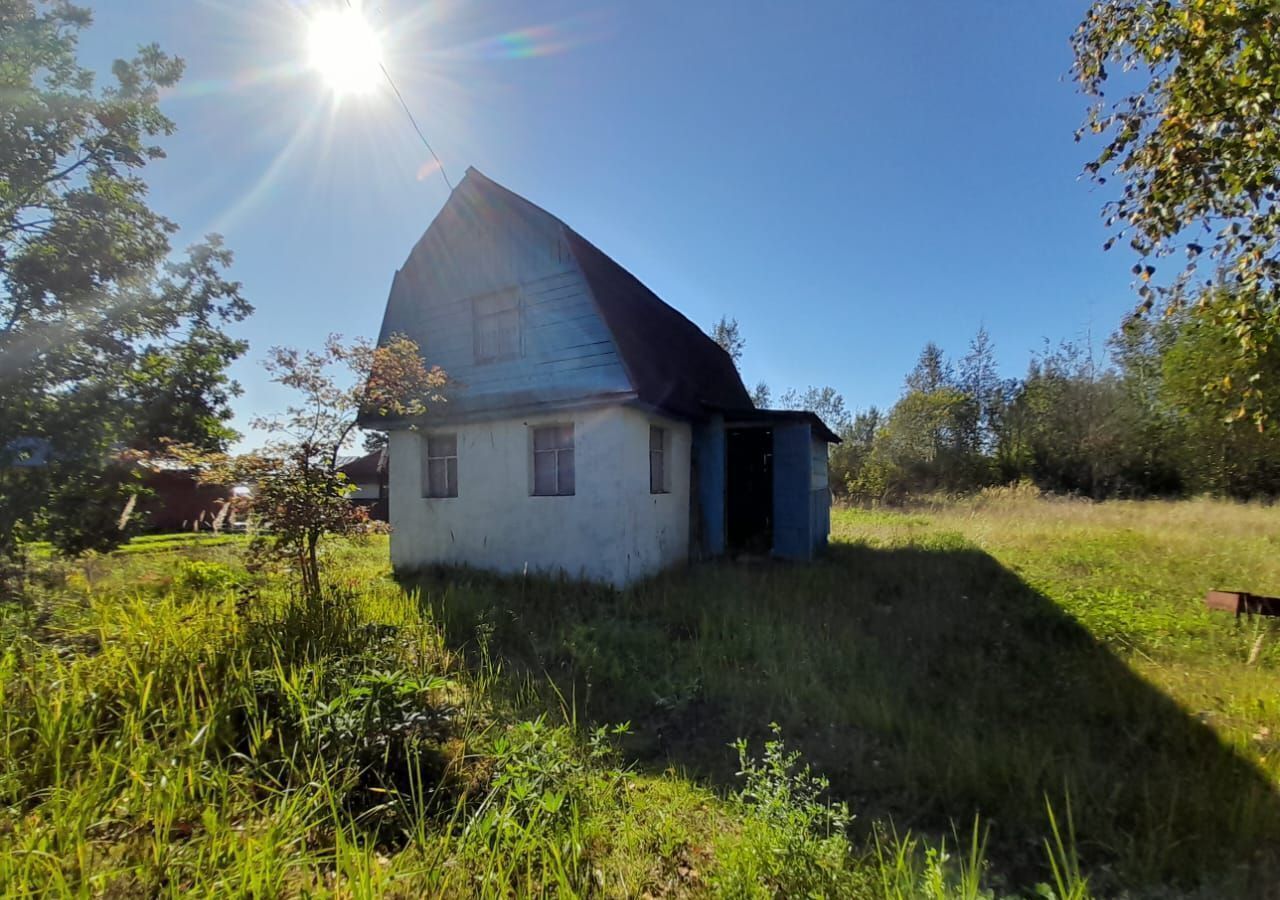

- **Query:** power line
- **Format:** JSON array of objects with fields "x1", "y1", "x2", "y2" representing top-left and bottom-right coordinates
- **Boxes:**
[
  {"x1": 344, "y1": 0, "x2": 454, "y2": 191},
  {"x1": 377, "y1": 59, "x2": 453, "y2": 191}
]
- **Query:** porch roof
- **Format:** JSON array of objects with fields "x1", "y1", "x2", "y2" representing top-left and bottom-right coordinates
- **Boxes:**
[{"x1": 719, "y1": 407, "x2": 842, "y2": 444}]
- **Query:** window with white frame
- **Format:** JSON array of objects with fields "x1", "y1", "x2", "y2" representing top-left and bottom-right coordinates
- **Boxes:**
[
  {"x1": 649, "y1": 425, "x2": 668, "y2": 493},
  {"x1": 473, "y1": 289, "x2": 521, "y2": 363},
  {"x1": 422, "y1": 433, "x2": 458, "y2": 498},
  {"x1": 532, "y1": 424, "x2": 574, "y2": 496}
]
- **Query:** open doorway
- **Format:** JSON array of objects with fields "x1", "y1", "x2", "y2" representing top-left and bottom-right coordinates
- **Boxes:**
[{"x1": 726, "y1": 427, "x2": 772, "y2": 554}]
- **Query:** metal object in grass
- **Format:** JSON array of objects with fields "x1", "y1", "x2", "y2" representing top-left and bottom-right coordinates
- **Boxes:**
[{"x1": 1205, "y1": 590, "x2": 1280, "y2": 618}]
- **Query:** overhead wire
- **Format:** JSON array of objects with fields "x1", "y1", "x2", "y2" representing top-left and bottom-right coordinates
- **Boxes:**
[{"x1": 344, "y1": 0, "x2": 455, "y2": 191}]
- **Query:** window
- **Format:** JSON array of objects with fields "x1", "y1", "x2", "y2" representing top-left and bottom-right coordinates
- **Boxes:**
[
  {"x1": 649, "y1": 426, "x2": 668, "y2": 493},
  {"x1": 532, "y1": 424, "x2": 574, "y2": 496},
  {"x1": 423, "y1": 434, "x2": 458, "y2": 498},
  {"x1": 474, "y1": 290, "x2": 521, "y2": 363}
]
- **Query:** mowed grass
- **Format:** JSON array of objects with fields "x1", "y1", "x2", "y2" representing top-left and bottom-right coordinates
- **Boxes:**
[{"x1": 3, "y1": 497, "x2": 1278, "y2": 896}]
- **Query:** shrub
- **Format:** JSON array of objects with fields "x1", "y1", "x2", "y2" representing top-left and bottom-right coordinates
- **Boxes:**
[
  {"x1": 715, "y1": 723, "x2": 856, "y2": 896},
  {"x1": 174, "y1": 559, "x2": 238, "y2": 592}
]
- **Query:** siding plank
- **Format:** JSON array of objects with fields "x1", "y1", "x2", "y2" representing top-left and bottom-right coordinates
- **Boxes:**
[{"x1": 378, "y1": 178, "x2": 632, "y2": 413}]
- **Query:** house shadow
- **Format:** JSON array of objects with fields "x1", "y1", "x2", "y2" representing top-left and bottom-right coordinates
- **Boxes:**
[{"x1": 397, "y1": 541, "x2": 1280, "y2": 892}]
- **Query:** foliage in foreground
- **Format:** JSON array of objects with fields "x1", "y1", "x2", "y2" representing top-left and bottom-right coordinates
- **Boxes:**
[
  {"x1": 1073, "y1": 0, "x2": 1280, "y2": 426},
  {"x1": 12, "y1": 497, "x2": 1278, "y2": 895},
  {"x1": 0, "y1": 537, "x2": 1044, "y2": 898},
  {"x1": 220, "y1": 332, "x2": 444, "y2": 600},
  {"x1": 0, "y1": 2, "x2": 253, "y2": 561}
]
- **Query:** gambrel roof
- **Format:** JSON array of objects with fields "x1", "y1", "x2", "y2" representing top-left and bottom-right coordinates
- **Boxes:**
[
  {"x1": 465, "y1": 169, "x2": 753, "y2": 418},
  {"x1": 363, "y1": 168, "x2": 753, "y2": 426},
  {"x1": 563, "y1": 226, "x2": 752, "y2": 419}
]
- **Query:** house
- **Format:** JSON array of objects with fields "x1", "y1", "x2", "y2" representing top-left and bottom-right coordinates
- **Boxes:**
[
  {"x1": 337, "y1": 448, "x2": 389, "y2": 521},
  {"x1": 2, "y1": 441, "x2": 242, "y2": 532},
  {"x1": 359, "y1": 169, "x2": 839, "y2": 587}
]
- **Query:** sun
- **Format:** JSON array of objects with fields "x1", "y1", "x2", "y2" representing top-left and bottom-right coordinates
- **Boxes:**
[{"x1": 308, "y1": 7, "x2": 383, "y2": 97}]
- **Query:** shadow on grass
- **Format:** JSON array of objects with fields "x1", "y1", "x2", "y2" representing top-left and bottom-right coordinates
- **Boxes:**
[{"x1": 397, "y1": 539, "x2": 1280, "y2": 892}]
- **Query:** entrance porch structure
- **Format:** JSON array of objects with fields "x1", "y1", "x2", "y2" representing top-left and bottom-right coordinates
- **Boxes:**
[
  {"x1": 361, "y1": 167, "x2": 842, "y2": 586},
  {"x1": 694, "y1": 409, "x2": 839, "y2": 561}
]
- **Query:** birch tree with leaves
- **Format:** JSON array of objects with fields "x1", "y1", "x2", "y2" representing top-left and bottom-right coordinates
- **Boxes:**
[{"x1": 1073, "y1": 0, "x2": 1280, "y2": 425}]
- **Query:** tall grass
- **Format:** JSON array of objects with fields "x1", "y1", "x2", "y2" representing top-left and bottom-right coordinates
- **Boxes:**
[
  {"x1": 8, "y1": 498, "x2": 1266, "y2": 896},
  {"x1": 1, "y1": 535, "x2": 1035, "y2": 897},
  {"x1": 405, "y1": 498, "x2": 1280, "y2": 895}
]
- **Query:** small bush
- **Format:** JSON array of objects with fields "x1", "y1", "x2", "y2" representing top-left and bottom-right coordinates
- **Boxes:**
[
  {"x1": 714, "y1": 723, "x2": 857, "y2": 897},
  {"x1": 174, "y1": 559, "x2": 238, "y2": 592}
]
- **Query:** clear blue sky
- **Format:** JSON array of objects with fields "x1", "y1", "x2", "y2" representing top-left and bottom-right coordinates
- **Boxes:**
[{"x1": 82, "y1": 1, "x2": 1134, "y2": 444}]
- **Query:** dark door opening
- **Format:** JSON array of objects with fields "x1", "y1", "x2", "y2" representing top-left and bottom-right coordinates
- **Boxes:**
[{"x1": 726, "y1": 427, "x2": 773, "y2": 554}]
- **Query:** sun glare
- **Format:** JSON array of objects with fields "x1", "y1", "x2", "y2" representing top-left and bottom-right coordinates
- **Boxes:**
[{"x1": 308, "y1": 7, "x2": 383, "y2": 97}]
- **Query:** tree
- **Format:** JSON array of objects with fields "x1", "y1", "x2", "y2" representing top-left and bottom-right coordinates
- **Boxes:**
[
  {"x1": 846, "y1": 342, "x2": 997, "y2": 500},
  {"x1": 1116, "y1": 297, "x2": 1280, "y2": 496},
  {"x1": 866, "y1": 385, "x2": 975, "y2": 499},
  {"x1": 828, "y1": 407, "x2": 879, "y2": 498},
  {"x1": 709, "y1": 315, "x2": 745, "y2": 367},
  {"x1": 0, "y1": 3, "x2": 251, "y2": 558},
  {"x1": 361, "y1": 430, "x2": 389, "y2": 455},
  {"x1": 124, "y1": 239, "x2": 251, "y2": 453},
  {"x1": 237, "y1": 335, "x2": 445, "y2": 599},
  {"x1": 957, "y1": 327, "x2": 1009, "y2": 457},
  {"x1": 1008, "y1": 340, "x2": 1153, "y2": 498},
  {"x1": 750, "y1": 381, "x2": 771, "y2": 408},
  {"x1": 778, "y1": 385, "x2": 852, "y2": 432},
  {"x1": 905, "y1": 342, "x2": 953, "y2": 395},
  {"x1": 1073, "y1": 0, "x2": 1280, "y2": 424}
]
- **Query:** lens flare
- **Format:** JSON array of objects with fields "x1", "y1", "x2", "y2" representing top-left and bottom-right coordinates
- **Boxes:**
[
  {"x1": 308, "y1": 7, "x2": 382, "y2": 96},
  {"x1": 439, "y1": 19, "x2": 606, "y2": 62}
]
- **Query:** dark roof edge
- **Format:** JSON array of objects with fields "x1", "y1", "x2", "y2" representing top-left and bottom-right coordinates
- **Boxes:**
[
  {"x1": 561, "y1": 222, "x2": 743, "y2": 377},
  {"x1": 721, "y1": 407, "x2": 843, "y2": 443}
]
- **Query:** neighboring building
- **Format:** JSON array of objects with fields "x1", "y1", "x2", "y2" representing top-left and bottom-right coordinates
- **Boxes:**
[
  {"x1": 2, "y1": 441, "x2": 239, "y2": 533},
  {"x1": 359, "y1": 168, "x2": 839, "y2": 587},
  {"x1": 338, "y1": 448, "x2": 389, "y2": 521},
  {"x1": 136, "y1": 459, "x2": 237, "y2": 532}
]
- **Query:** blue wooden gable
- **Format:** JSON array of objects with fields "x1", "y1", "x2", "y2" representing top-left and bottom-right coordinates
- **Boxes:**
[
  {"x1": 375, "y1": 174, "x2": 632, "y2": 418},
  {"x1": 367, "y1": 168, "x2": 752, "y2": 426}
]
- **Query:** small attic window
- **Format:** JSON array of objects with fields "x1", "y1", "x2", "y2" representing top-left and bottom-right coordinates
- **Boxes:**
[{"x1": 473, "y1": 289, "x2": 521, "y2": 363}]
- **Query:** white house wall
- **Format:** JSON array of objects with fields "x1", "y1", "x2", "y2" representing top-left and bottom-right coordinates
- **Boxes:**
[{"x1": 388, "y1": 405, "x2": 690, "y2": 586}]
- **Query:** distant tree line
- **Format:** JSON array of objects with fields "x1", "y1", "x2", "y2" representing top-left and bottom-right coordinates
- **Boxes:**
[
  {"x1": 711, "y1": 312, "x2": 1280, "y2": 504},
  {"x1": 843, "y1": 313, "x2": 1280, "y2": 502}
]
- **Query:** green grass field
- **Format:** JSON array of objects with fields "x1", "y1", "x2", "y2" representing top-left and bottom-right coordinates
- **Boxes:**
[{"x1": 3, "y1": 497, "x2": 1278, "y2": 897}]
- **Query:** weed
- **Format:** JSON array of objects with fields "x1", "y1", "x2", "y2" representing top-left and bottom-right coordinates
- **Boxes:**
[
  {"x1": 174, "y1": 558, "x2": 239, "y2": 592},
  {"x1": 714, "y1": 723, "x2": 857, "y2": 896}
]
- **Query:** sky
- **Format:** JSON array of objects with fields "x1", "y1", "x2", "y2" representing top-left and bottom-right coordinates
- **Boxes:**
[{"x1": 81, "y1": 0, "x2": 1138, "y2": 446}]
